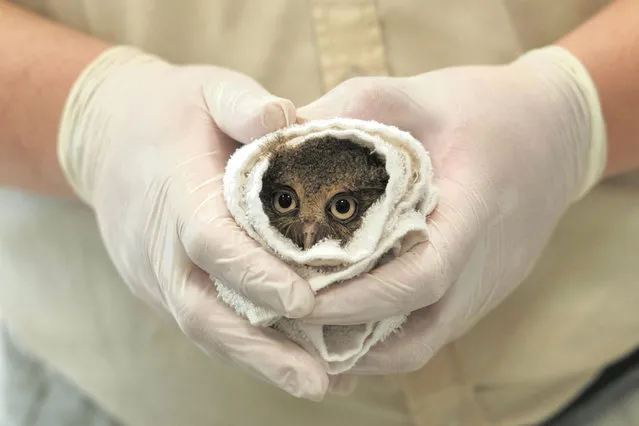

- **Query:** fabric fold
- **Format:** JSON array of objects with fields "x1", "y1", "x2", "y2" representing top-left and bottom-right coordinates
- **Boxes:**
[{"x1": 213, "y1": 118, "x2": 438, "y2": 374}]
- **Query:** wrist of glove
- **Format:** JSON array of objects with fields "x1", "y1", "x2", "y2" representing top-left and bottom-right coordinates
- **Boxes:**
[
  {"x1": 58, "y1": 46, "x2": 162, "y2": 204},
  {"x1": 512, "y1": 45, "x2": 607, "y2": 202}
]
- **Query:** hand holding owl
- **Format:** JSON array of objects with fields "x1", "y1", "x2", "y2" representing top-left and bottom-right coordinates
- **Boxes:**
[
  {"x1": 297, "y1": 46, "x2": 607, "y2": 375},
  {"x1": 55, "y1": 43, "x2": 607, "y2": 400},
  {"x1": 56, "y1": 46, "x2": 329, "y2": 399}
]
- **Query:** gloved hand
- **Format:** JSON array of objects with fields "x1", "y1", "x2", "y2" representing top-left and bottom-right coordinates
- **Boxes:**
[
  {"x1": 57, "y1": 46, "x2": 329, "y2": 399},
  {"x1": 298, "y1": 46, "x2": 607, "y2": 374}
]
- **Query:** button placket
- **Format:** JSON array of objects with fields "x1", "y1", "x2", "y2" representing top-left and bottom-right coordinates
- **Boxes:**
[{"x1": 310, "y1": 0, "x2": 390, "y2": 91}]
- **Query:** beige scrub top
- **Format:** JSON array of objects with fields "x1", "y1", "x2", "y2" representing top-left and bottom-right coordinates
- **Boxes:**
[{"x1": 1, "y1": 0, "x2": 638, "y2": 425}]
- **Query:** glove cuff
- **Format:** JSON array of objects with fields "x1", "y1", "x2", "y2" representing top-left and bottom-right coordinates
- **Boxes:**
[
  {"x1": 517, "y1": 46, "x2": 607, "y2": 202},
  {"x1": 57, "y1": 45, "x2": 166, "y2": 205}
]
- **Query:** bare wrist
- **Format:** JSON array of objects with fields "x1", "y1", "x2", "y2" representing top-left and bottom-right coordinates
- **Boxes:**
[{"x1": 0, "y1": 1, "x2": 110, "y2": 196}]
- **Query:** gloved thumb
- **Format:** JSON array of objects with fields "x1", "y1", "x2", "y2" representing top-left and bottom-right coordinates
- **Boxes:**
[{"x1": 203, "y1": 72, "x2": 296, "y2": 143}]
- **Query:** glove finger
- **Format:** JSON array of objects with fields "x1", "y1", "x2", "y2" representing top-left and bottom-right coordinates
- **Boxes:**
[
  {"x1": 347, "y1": 307, "x2": 447, "y2": 375},
  {"x1": 296, "y1": 76, "x2": 439, "y2": 137},
  {"x1": 303, "y1": 177, "x2": 484, "y2": 324},
  {"x1": 169, "y1": 267, "x2": 329, "y2": 401},
  {"x1": 203, "y1": 71, "x2": 296, "y2": 144},
  {"x1": 177, "y1": 134, "x2": 315, "y2": 319},
  {"x1": 181, "y1": 208, "x2": 315, "y2": 319}
]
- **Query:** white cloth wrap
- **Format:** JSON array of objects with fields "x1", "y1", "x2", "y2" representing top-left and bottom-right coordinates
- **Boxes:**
[{"x1": 214, "y1": 118, "x2": 439, "y2": 374}]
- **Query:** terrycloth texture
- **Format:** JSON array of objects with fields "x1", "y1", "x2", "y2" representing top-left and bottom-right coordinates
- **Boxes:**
[{"x1": 213, "y1": 118, "x2": 438, "y2": 374}]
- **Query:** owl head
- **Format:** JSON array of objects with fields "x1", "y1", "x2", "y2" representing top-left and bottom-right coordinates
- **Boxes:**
[{"x1": 259, "y1": 136, "x2": 389, "y2": 250}]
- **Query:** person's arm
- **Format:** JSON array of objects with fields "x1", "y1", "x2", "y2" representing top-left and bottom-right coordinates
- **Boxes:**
[
  {"x1": 558, "y1": 0, "x2": 639, "y2": 178},
  {"x1": 0, "y1": 1, "x2": 109, "y2": 196}
]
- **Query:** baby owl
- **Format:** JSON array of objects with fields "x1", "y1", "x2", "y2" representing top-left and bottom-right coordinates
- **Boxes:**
[{"x1": 260, "y1": 136, "x2": 389, "y2": 250}]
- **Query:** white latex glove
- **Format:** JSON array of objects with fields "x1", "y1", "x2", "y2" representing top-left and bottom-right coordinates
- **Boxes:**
[
  {"x1": 297, "y1": 46, "x2": 607, "y2": 374},
  {"x1": 57, "y1": 46, "x2": 329, "y2": 399}
]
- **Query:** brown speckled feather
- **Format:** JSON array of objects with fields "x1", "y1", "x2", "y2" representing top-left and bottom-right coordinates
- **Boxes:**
[{"x1": 260, "y1": 137, "x2": 388, "y2": 249}]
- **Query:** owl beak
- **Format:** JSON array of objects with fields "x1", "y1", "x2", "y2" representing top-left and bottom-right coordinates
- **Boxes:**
[{"x1": 302, "y1": 222, "x2": 319, "y2": 250}]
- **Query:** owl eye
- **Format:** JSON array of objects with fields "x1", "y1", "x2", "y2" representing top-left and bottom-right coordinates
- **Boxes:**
[
  {"x1": 273, "y1": 189, "x2": 298, "y2": 214},
  {"x1": 328, "y1": 195, "x2": 358, "y2": 222}
]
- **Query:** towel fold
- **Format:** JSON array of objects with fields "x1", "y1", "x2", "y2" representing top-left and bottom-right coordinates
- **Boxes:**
[{"x1": 214, "y1": 118, "x2": 438, "y2": 374}]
